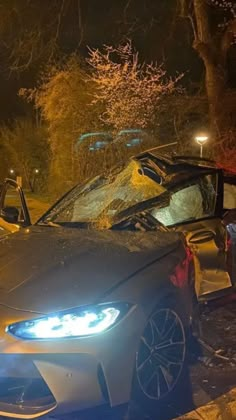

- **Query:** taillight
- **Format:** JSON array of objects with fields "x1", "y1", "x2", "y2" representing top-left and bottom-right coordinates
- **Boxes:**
[
  {"x1": 226, "y1": 231, "x2": 232, "y2": 252},
  {"x1": 170, "y1": 247, "x2": 193, "y2": 288}
]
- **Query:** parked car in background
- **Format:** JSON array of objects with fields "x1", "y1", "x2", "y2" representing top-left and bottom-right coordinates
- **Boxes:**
[
  {"x1": 76, "y1": 129, "x2": 151, "y2": 153},
  {"x1": 76, "y1": 132, "x2": 113, "y2": 151},
  {"x1": 113, "y1": 129, "x2": 147, "y2": 148}
]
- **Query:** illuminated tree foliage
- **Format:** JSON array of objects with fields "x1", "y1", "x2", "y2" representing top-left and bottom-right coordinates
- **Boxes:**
[
  {"x1": 20, "y1": 58, "x2": 103, "y2": 194},
  {"x1": 87, "y1": 42, "x2": 182, "y2": 131}
]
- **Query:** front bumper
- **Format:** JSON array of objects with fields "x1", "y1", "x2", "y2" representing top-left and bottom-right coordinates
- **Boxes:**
[
  {"x1": 0, "y1": 304, "x2": 144, "y2": 418},
  {"x1": 0, "y1": 354, "x2": 108, "y2": 418}
]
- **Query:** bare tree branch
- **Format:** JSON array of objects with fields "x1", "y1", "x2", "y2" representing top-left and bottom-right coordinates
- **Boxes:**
[
  {"x1": 77, "y1": 0, "x2": 84, "y2": 47},
  {"x1": 221, "y1": 18, "x2": 236, "y2": 60},
  {"x1": 123, "y1": 0, "x2": 133, "y2": 23},
  {"x1": 55, "y1": 0, "x2": 66, "y2": 42}
]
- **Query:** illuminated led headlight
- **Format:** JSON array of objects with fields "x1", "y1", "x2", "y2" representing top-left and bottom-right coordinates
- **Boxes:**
[{"x1": 6, "y1": 303, "x2": 129, "y2": 340}]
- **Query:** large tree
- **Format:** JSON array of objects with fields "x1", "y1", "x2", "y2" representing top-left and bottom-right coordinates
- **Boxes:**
[
  {"x1": 1, "y1": 0, "x2": 235, "y2": 162},
  {"x1": 179, "y1": 0, "x2": 236, "y2": 135}
]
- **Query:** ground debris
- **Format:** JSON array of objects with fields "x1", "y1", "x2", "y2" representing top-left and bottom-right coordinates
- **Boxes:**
[{"x1": 199, "y1": 301, "x2": 236, "y2": 367}]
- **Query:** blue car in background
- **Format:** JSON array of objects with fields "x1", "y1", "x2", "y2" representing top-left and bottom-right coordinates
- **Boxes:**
[
  {"x1": 76, "y1": 132, "x2": 113, "y2": 151},
  {"x1": 114, "y1": 129, "x2": 146, "y2": 148},
  {"x1": 76, "y1": 129, "x2": 148, "y2": 153}
]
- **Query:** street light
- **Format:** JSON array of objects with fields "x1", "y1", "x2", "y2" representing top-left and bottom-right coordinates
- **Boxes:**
[
  {"x1": 32, "y1": 169, "x2": 40, "y2": 192},
  {"x1": 9, "y1": 169, "x2": 15, "y2": 175},
  {"x1": 195, "y1": 135, "x2": 209, "y2": 158}
]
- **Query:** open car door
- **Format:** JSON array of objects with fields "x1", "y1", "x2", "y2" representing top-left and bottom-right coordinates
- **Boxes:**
[
  {"x1": 223, "y1": 172, "x2": 236, "y2": 285},
  {"x1": 151, "y1": 169, "x2": 233, "y2": 300},
  {"x1": 0, "y1": 178, "x2": 31, "y2": 237}
]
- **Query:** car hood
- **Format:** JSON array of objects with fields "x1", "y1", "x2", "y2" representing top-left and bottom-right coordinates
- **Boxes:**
[{"x1": 0, "y1": 226, "x2": 181, "y2": 313}]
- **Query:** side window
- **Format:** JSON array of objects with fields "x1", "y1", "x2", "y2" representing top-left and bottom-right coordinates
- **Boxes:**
[
  {"x1": 152, "y1": 173, "x2": 217, "y2": 227},
  {"x1": 2, "y1": 184, "x2": 25, "y2": 223}
]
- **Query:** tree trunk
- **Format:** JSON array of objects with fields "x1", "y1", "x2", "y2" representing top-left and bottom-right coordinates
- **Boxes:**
[
  {"x1": 191, "y1": 0, "x2": 229, "y2": 136},
  {"x1": 204, "y1": 59, "x2": 226, "y2": 136}
]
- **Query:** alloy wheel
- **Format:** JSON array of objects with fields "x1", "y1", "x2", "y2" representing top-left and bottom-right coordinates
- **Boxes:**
[{"x1": 136, "y1": 307, "x2": 186, "y2": 400}]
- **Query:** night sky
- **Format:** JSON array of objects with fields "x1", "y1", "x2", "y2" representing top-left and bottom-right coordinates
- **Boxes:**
[{"x1": 0, "y1": 0, "x2": 234, "y2": 121}]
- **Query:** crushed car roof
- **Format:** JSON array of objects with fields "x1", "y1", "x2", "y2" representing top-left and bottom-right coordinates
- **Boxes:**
[
  {"x1": 137, "y1": 149, "x2": 217, "y2": 170},
  {"x1": 134, "y1": 150, "x2": 219, "y2": 187}
]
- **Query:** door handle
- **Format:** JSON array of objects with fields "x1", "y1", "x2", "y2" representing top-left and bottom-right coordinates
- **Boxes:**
[{"x1": 188, "y1": 230, "x2": 216, "y2": 244}]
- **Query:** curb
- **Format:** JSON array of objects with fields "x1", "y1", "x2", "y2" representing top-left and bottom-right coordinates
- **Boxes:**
[{"x1": 175, "y1": 387, "x2": 236, "y2": 419}]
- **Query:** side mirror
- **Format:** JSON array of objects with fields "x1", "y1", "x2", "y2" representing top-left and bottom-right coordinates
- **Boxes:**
[{"x1": 0, "y1": 206, "x2": 19, "y2": 223}]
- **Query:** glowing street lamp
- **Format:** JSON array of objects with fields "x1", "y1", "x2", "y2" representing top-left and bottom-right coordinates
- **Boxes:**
[
  {"x1": 9, "y1": 169, "x2": 15, "y2": 175},
  {"x1": 195, "y1": 135, "x2": 208, "y2": 158},
  {"x1": 32, "y1": 169, "x2": 40, "y2": 192}
]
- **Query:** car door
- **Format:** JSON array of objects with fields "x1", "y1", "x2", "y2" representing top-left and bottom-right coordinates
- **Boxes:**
[
  {"x1": 0, "y1": 178, "x2": 31, "y2": 236},
  {"x1": 151, "y1": 169, "x2": 232, "y2": 300},
  {"x1": 223, "y1": 173, "x2": 236, "y2": 286}
]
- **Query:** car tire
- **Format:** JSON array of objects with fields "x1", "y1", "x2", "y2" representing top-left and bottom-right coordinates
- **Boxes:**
[{"x1": 127, "y1": 298, "x2": 192, "y2": 420}]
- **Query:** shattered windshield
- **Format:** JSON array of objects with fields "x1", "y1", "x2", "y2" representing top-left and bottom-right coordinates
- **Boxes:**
[{"x1": 39, "y1": 159, "x2": 166, "y2": 229}]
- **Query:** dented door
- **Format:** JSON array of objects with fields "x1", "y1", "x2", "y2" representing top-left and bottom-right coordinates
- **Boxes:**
[
  {"x1": 151, "y1": 169, "x2": 232, "y2": 299},
  {"x1": 176, "y1": 218, "x2": 231, "y2": 298}
]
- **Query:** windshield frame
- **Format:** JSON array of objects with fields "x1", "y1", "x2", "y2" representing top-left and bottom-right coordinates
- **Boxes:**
[
  {"x1": 36, "y1": 163, "x2": 220, "y2": 230},
  {"x1": 36, "y1": 159, "x2": 168, "y2": 228}
]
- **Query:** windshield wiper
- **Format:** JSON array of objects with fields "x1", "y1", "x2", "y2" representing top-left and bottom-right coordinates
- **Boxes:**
[
  {"x1": 112, "y1": 212, "x2": 167, "y2": 232},
  {"x1": 133, "y1": 212, "x2": 168, "y2": 231}
]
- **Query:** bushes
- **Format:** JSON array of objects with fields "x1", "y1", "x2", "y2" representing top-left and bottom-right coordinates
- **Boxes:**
[{"x1": 0, "y1": 119, "x2": 50, "y2": 192}]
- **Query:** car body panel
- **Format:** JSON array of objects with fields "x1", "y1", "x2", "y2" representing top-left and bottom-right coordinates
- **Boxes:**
[
  {"x1": 0, "y1": 235, "x2": 189, "y2": 417},
  {"x1": 0, "y1": 226, "x2": 182, "y2": 312},
  {"x1": 133, "y1": 153, "x2": 235, "y2": 297},
  {"x1": 175, "y1": 218, "x2": 231, "y2": 297},
  {"x1": 223, "y1": 172, "x2": 236, "y2": 284},
  {"x1": 0, "y1": 304, "x2": 145, "y2": 415},
  {"x1": 0, "y1": 218, "x2": 20, "y2": 236}
]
